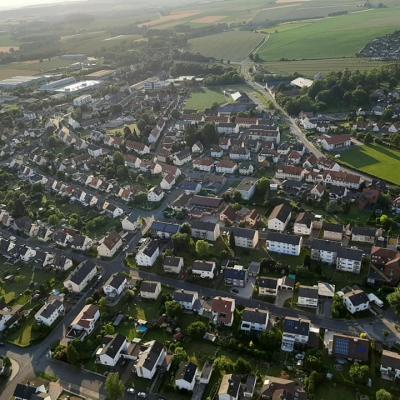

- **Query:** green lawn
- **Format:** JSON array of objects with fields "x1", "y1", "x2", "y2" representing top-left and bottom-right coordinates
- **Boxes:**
[
  {"x1": 189, "y1": 30, "x2": 265, "y2": 61},
  {"x1": 262, "y1": 58, "x2": 391, "y2": 77},
  {"x1": 338, "y1": 143, "x2": 400, "y2": 185},
  {"x1": 185, "y1": 87, "x2": 229, "y2": 112},
  {"x1": 257, "y1": 7, "x2": 400, "y2": 61}
]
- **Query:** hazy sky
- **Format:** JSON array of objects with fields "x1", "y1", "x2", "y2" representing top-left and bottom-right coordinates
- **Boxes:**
[{"x1": 0, "y1": 0, "x2": 83, "y2": 10}]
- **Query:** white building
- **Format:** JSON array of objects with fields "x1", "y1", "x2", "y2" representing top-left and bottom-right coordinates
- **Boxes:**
[
  {"x1": 140, "y1": 281, "x2": 161, "y2": 300},
  {"x1": 103, "y1": 274, "x2": 127, "y2": 298},
  {"x1": 268, "y1": 203, "x2": 291, "y2": 232},
  {"x1": 175, "y1": 362, "x2": 198, "y2": 391},
  {"x1": 240, "y1": 308, "x2": 269, "y2": 333},
  {"x1": 231, "y1": 227, "x2": 259, "y2": 249},
  {"x1": 191, "y1": 220, "x2": 220, "y2": 242},
  {"x1": 135, "y1": 240, "x2": 160, "y2": 267},
  {"x1": 96, "y1": 334, "x2": 128, "y2": 367},
  {"x1": 63, "y1": 260, "x2": 97, "y2": 293},
  {"x1": 135, "y1": 341, "x2": 167, "y2": 379},
  {"x1": 336, "y1": 247, "x2": 364, "y2": 274},
  {"x1": 266, "y1": 232, "x2": 302, "y2": 256},
  {"x1": 192, "y1": 260, "x2": 216, "y2": 279},
  {"x1": 173, "y1": 289, "x2": 198, "y2": 311},
  {"x1": 297, "y1": 286, "x2": 318, "y2": 308},
  {"x1": 342, "y1": 289, "x2": 369, "y2": 314},
  {"x1": 35, "y1": 298, "x2": 64, "y2": 327}
]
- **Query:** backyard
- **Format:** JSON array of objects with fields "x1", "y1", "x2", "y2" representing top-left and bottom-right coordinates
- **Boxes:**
[{"x1": 185, "y1": 87, "x2": 230, "y2": 112}]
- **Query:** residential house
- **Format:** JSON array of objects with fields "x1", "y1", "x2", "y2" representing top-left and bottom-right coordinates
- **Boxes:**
[
  {"x1": 175, "y1": 362, "x2": 198, "y2": 391},
  {"x1": 70, "y1": 234, "x2": 93, "y2": 251},
  {"x1": 160, "y1": 174, "x2": 176, "y2": 191},
  {"x1": 268, "y1": 203, "x2": 291, "y2": 232},
  {"x1": 147, "y1": 186, "x2": 165, "y2": 203},
  {"x1": 241, "y1": 308, "x2": 269, "y2": 333},
  {"x1": 321, "y1": 134, "x2": 352, "y2": 151},
  {"x1": 266, "y1": 232, "x2": 302, "y2": 256},
  {"x1": 135, "y1": 340, "x2": 167, "y2": 379},
  {"x1": 103, "y1": 273, "x2": 127, "y2": 298},
  {"x1": 281, "y1": 317, "x2": 310, "y2": 352},
  {"x1": 215, "y1": 160, "x2": 238, "y2": 174},
  {"x1": 135, "y1": 240, "x2": 160, "y2": 267},
  {"x1": 275, "y1": 165, "x2": 305, "y2": 182},
  {"x1": 191, "y1": 220, "x2": 220, "y2": 242},
  {"x1": 342, "y1": 289, "x2": 369, "y2": 314},
  {"x1": 140, "y1": 281, "x2": 161, "y2": 300},
  {"x1": 310, "y1": 239, "x2": 340, "y2": 264},
  {"x1": 66, "y1": 304, "x2": 100, "y2": 341},
  {"x1": 122, "y1": 214, "x2": 140, "y2": 231},
  {"x1": 260, "y1": 376, "x2": 307, "y2": 400},
  {"x1": 192, "y1": 260, "x2": 216, "y2": 279},
  {"x1": 192, "y1": 142, "x2": 204, "y2": 154},
  {"x1": 96, "y1": 334, "x2": 128, "y2": 367},
  {"x1": 0, "y1": 305, "x2": 22, "y2": 332},
  {"x1": 211, "y1": 297, "x2": 235, "y2": 327},
  {"x1": 34, "y1": 297, "x2": 64, "y2": 327},
  {"x1": 258, "y1": 277, "x2": 280, "y2": 297},
  {"x1": 293, "y1": 212, "x2": 313, "y2": 235},
  {"x1": 380, "y1": 350, "x2": 400, "y2": 380},
  {"x1": 173, "y1": 289, "x2": 198, "y2": 311},
  {"x1": 173, "y1": 149, "x2": 192, "y2": 166},
  {"x1": 223, "y1": 265, "x2": 248, "y2": 287},
  {"x1": 230, "y1": 227, "x2": 259, "y2": 249},
  {"x1": 63, "y1": 260, "x2": 97, "y2": 293},
  {"x1": 297, "y1": 286, "x2": 319, "y2": 308},
  {"x1": 193, "y1": 157, "x2": 214, "y2": 172},
  {"x1": 352, "y1": 226, "x2": 379, "y2": 243},
  {"x1": 236, "y1": 177, "x2": 257, "y2": 200},
  {"x1": 163, "y1": 256, "x2": 184, "y2": 274},
  {"x1": 323, "y1": 223, "x2": 343, "y2": 241},
  {"x1": 151, "y1": 220, "x2": 180, "y2": 239},
  {"x1": 330, "y1": 334, "x2": 369, "y2": 362},
  {"x1": 336, "y1": 247, "x2": 364, "y2": 274},
  {"x1": 97, "y1": 231, "x2": 123, "y2": 258},
  {"x1": 218, "y1": 374, "x2": 241, "y2": 400}
]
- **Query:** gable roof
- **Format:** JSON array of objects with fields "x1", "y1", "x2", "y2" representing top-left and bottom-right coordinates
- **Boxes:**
[{"x1": 269, "y1": 203, "x2": 291, "y2": 223}]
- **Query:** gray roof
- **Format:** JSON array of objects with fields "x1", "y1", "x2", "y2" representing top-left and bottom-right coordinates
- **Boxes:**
[
  {"x1": 192, "y1": 260, "x2": 215, "y2": 271},
  {"x1": 268, "y1": 203, "x2": 291, "y2": 223},
  {"x1": 231, "y1": 226, "x2": 257, "y2": 239},
  {"x1": 176, "y1": 362, "x2": 197, "y2": 383},
  {"x1": 140, "y1": 281, "x2": 159, "y2": 293},
  {"x1": 337, "y1": 247, "x2": 364, "y2": 262},
  {"x1": 106, "y1": 273, "x2": 126, "y2": 290},
  {"x1": 266, "y1": 231, "x2": 301, "y2": 246},
  {"x1": 143, "y1": 341, "x2": 164, "y2": 370},
  {"x1": 298, "y1": 285, "x2": 318, "y2": 299},
  {"x1": 352, "y1": 226, "x2": 377, "y2": 236},
  {"x1": 283, "y1": 317, "x2": 310, "y2": 336},
  {"x1": 191, "y1": 220, "x2": 217, "y2": 232},
  {"x1": 164, "y1": 256, "x2": 183, "y2": 267},
  {"x1": 173, "y1": 289, "x2": 197, "y2": 303},
  {"x1": 323, "y1": 222, "x2": 343, "y2": 233},
  {"x1": 68, "y1": 260, "x2": 96, "y2": 285},
  {"x1": 242, "y1": 308, "x2": 268, "y2": 324},
  {"x1": 258, "y1": 277, "x2": 279, "y2": 289},
  {"x1": 102, "y1": 334, "x2": 126, "y2": 359},
  {"x1": 310, "y1": 238, "x2": 340, "y2": 252}
]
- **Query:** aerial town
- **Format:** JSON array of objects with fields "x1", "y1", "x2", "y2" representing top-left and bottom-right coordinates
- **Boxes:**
[{"x1": 0, "y1": 0, "x2": 400, "y2": 400}]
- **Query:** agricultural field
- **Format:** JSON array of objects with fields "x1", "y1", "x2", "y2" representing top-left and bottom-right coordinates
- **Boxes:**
[
  {"x1": 262, "y1": 58, "x2": 391, "y2": 77},
  {"x1": 257, "y1": 7, "x2": 400, "y2": 61},
  {"x1": 189, "y1": 31, "x2": 266, "y2": 62},
  {"x1": 339, "y1": 143, "x2": 400, "y2": 185},
  {"x1": 0, "y1": 57, "x2": 73, "y2": 80}
]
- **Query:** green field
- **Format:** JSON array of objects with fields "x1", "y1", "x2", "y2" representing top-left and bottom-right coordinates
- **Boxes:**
[
  {"x1": 257, "y1": 7, "x2": 400, "y2": 61},
  {"x1": 0, "y1": 57, "x2": 73, "y2": 80},
  {"x1": 189, "y1": 30, "x2": 265, "y2": 62},
  {"x1": 262, "y1": 57, "x2": 391, "y2": 77},
  {"x1": 339, "y1": 143, "x2": 400, "y2": 185},
  {"x1": 185, "y1": 87, "x2": 230, "y2": 111}
]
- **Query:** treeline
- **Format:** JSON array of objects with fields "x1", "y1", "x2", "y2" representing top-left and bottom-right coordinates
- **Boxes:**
[{"x1": 277, "y1": 64, "x2": 400, "y2": 115}]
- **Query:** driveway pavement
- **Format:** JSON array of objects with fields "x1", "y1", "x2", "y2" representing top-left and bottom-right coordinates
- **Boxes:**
[{"x1": 232, "y1": 276, "x2": 256, "y2": 299}]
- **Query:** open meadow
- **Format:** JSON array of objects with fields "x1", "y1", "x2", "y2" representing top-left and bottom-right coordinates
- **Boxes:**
[
  {"x1": 262, "y1": 58, "x2": 391, "y2": 77},
  {"x1": 257, "y1": 7, "x2": 400, "y2": 61},
  {"x1": 339, "y1": 143, "x2": 400, "y2": 185},
  {"x1": 189, "y1": 30, "x2": 266, "y2": 62}
]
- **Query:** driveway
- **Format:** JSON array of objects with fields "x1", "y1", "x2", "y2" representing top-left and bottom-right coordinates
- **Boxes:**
[
  {"x1": 318, "y1": 298, "x2": 333, "y2": 318},
  {"x1": 275, "y1": 289, "x2": 293, "y2": 308},
  {"x1": 231, "y1": 276, "x2": 256, "y2": 299}
]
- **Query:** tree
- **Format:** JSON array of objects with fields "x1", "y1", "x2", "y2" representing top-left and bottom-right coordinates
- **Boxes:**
[
  {"x1": 165, "y1": 300, "x2": 182, "y2": 319},
  {"x1": 187, "y1": 321, "x2": 207, "y2": 339},
  {"x1": 376, "y1": 389, "x2": 392, "y2": 400},
  {"x1": 196, "y1": 240, "x2": 211, "y2": 258},
  {"x1": 180, "y1": 223, "x2": 191, "y2": 236},
  {"x1": 305, "y1": 371, "x2": 322, "y2": 395},
  {"x1": 172, "y1": 233, "x2": 194, "y2": 255},
  {"x1": 66, "y1": 342, "x2": 80, "y2": 365},
  {"x1": 229, "y1": 231, "x2": 236, "y2": 250},
  {"x1": 102, "y1": 323, "x2": 116, "y2": 336},
  {"x1": 349, "y1": 364, "x2": 369, "y2": 384},
  {"x1": 255, "y1": 177, "x2": 269, "y2": 197},
  {"x1": 113, "y1": 151, "x2": 125, "y2": 166},
  {"x1": 387, "y1": 288, "x2": 400, "y2": 315},
  {"x1": 235, "y1": 357, "x2": 251, "y2": 374},
  {"x1": 105, "y1": 372, "x2": 124, "y2": 400},
  {"x1": 364, "y1": 132, "x2": 373, "y2": 144}
]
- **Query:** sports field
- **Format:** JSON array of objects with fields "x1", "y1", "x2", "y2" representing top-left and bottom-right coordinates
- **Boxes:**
[
  {"x1": 185, "y1": 87, "x2": 229, "y2": 111},
  {"x1": 189, "y1": 31, "x2": 265, "y2": 62},
  {"x1": 262, "y1": 58, "x2": 390, "y2": 77},
  {"x1": 339, "y1": 143, "x2": 400, "y2": 185},
  {"x1": 257, "y1": 7, "x2": 400, "y2": 61}
]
